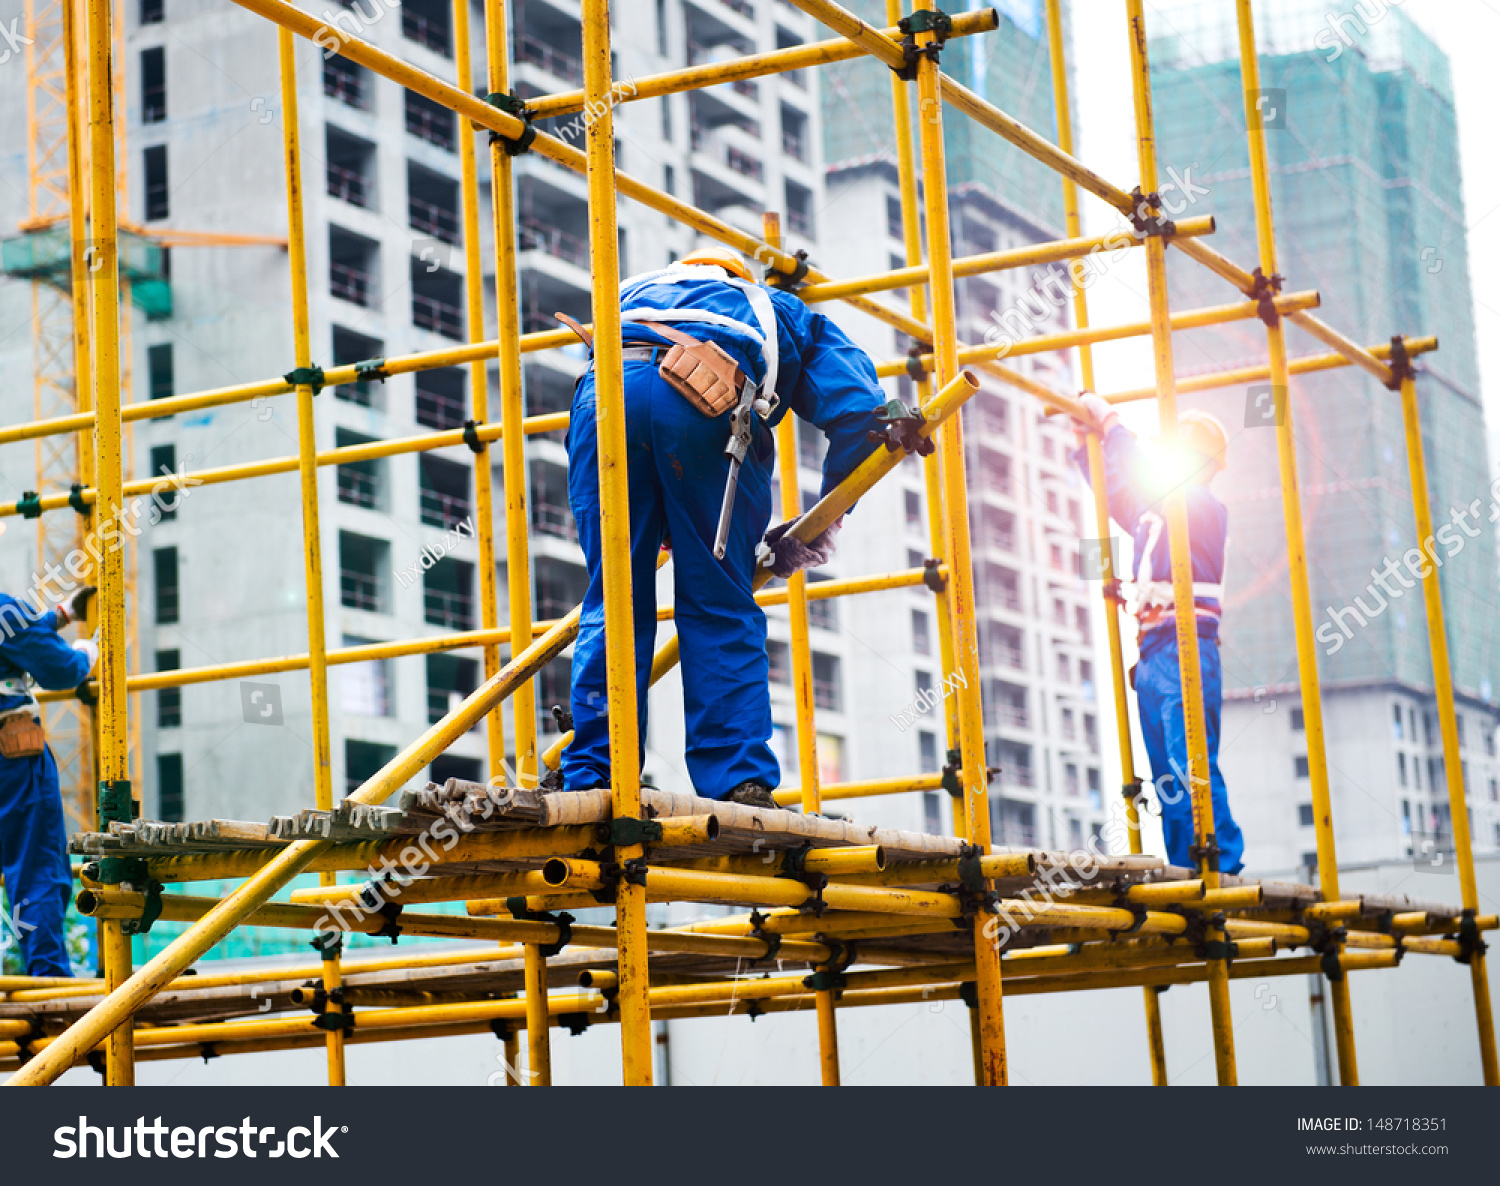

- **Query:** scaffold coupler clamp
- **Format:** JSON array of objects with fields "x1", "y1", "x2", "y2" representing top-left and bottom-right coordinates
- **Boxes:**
[
  {"x1": 1113, "y1": 901, "x2": 1150, "y2": 936},
  {"x1": 357, "y1": 880, "x2": 405, "y2": 943},
  {"x1": 122, "y1": 880, "x2": 165, "y2": 937},
  {"x1": 767, "y1": 248, "x2": 810, "y2": 290},
  {"x1": 1127, "y1": 187, "x2": 1176, "y2": 240},
  {"x1": 485, "y1": 91, "x2": 536, "y2": 156},
  {"x1": 462, "y1": 418, "x2": 488, "y2": 454},
  {"x1": 905, "y1": 343, "x2": 928, "y2": 383},
  {"x1": 1305, "y1": 919, "x2": 1348, "y2": 980},
  {"x1": 1120, "y1": 777, "x2": 1145, "y2": 806},
  {"x1": 1455, "y1": 908, "x2": 1489, "y2": 966},
  {"x1": 867, "y1": 397, "x2": 935, "y2": 457},
  {"x1": 1385, "y1": 334, "x2": 1418, "y2": 390},
  {"x1": 954, "y1": 842, "x2": 999, "y2": 922},
  {"x1": 941, "y1": 748, "x2": 964, "y2": 798},
  {"x1": 1249, "y1": 266, "x2": 1284, "y2": 327},
  {"x1": 68, "y1": 484, "x2": 89, "y2": 516},
  {"x1": 283, "y1": 364, "x2": 325, "y2": 395},
  {"x1": 1189, "y1": 834, "x2": 1222, "y2": 874},
  {"x1": 311, "y1": 988, "x2": 355, "y2": 1033},
  {"x1": 803, "y1": 943, "x2": 854, "y2": 994},
  {"x1": 311, "y1": 929, "x2": 343, "y2": 960},
  {"x1": 355, "y1": 357, "x2": 389, "y2": 385},
  {"x1": 922, "y1": 557, "x2": 946, "y2": 592},
  {"x1": 748, "y1": 909, "x2": 782, "y2": 964},
  {"x1": 893, "y1": 8, "x2": 952, "y2": 80},
  {"x1": 506, "y1": 898, "x2": 576, "y2": 958},
  {"x1": 781, "y1": 844, "x2": 830, "y2": 915}
]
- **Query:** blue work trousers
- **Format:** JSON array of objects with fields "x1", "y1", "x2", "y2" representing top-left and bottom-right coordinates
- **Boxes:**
[
  {"x1": 0, "y1": 737, "x2": 73, "y2": 976},
  {"x1": 563, "y1": 361, "x2": 779, "y2": 798},
  {"x1": 1136, "y1": 630, "x2": 1245, "y2": 874}
]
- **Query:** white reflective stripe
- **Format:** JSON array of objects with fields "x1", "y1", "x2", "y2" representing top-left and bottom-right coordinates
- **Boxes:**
[
  {"x1": 1133, "y1": 510, "x2": 1223, "y2": 614},
  {"x1": 1137, "y1": 580, "x2": 1223, "y2": 603},
  {"x1": 738, "y1": 282, "x2": 778, "y2": 399},
  {"x1": 618, "y1": 264, "x2": 779, "y2": 397},
  {"x1": 620, "y1": 307, "x2": 765, "y2": 349}
]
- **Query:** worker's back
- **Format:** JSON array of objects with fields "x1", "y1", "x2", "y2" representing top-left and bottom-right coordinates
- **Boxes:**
[{"x1": 615, "y1": 261, "x2": 884, "y2": 500}]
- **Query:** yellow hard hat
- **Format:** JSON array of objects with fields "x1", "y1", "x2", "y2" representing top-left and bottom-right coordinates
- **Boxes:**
[
  {"x1": 680, "y1": 246, "x2": 754, "y2": 284},
  {"x1": 1179, "y1": 409, "x2": 1228, "y2": 474}
]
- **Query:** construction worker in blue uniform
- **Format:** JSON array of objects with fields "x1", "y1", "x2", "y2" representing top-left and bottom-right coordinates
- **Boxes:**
[
  {"x1": 562, "y1": 247, "x2": 884, "y2": 807},
  {"x1": 1071, "y1": 394, "x2": 1245, "y2": 874},
  {"x1": 0, "y1": 562, "x2": 97, "y2": 977}
]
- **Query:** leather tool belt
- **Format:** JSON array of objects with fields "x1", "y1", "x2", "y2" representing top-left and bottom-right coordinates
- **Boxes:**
[
  {"x1": 637, "y1": 320, "x2": 752, "y2": 418},
  {"x1": 0, "y1": 710, "x2": 45, "y2": 759}
]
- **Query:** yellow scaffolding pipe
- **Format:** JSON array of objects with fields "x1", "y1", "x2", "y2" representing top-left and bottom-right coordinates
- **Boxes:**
[
  {"x1": 886, "y1": 0, "x2": 963, "y2": 845},
  {"x1": 1124, "y1": 0, "x2": 1236, "y2": 1085},
  {"x1": 1396, "y1": 365, "x2": 1499, "y2": 1084},
  {"x1": 767, "y1": 212, "x2": 822, "y2": 818},
  {"x1": 463, "y1": 0, "x2": 509, "y2": 781},
  {"x1": 580, "y1": 0, "x2": 652, "y2": 1087},
  {"x1": 1231, "y1": 0, "x2": 1356, "y2": 1087},
  {"x1": 275, "y1": 25, "x2": 342, "y2": 1086},
  {"x1": 1043, "y1": 0, "x2": 1167, "y2": 1087},
  {"x1": 906, "y1": 8, "x2": 1007, "y2": 1084},
  {"x1": 1101, "y1": 336, "x2": 1438, "y2": 403},
  {"x1": 83, "y1": 0, "x2": 131, "y2": 1088}
]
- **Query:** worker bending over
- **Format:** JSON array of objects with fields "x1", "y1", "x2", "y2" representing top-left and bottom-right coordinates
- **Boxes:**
[
  {"x1": 0, "y1": 564, "x2": 97, "y2": 977},
  {"x1": 563, "y1": 247, "x2": 884, "y2": 807},
  {"x1": 1071, "y1": 394, "x2": 1245, "y2": 873}
]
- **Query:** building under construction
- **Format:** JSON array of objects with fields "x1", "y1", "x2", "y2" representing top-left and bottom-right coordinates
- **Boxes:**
[{"x1": 0, "y1": 0, "x2": 1495, "y2": 1087}]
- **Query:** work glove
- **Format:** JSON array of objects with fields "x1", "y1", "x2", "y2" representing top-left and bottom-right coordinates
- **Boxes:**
[
  {"x1": 55, "y1": 585, "x2": 96, "y2": 628},
  {"x1": 756, "y1": 516, "x2": 842, "y2": 578},
  {"x1": 72, "y1": 635, "x2": 100, "y2": 670},
  {"x1": 1071, "y1": 393, "x2": 1119, "y2": 437}
]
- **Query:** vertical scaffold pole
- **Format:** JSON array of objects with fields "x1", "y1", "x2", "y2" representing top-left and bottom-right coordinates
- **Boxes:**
[
  {"x1": 1123, "y1": 0, "x2": 1237, "y2": 1085},
  {"x1": 460, "y1": 0, "x2": 511, "y2": 784},
  {"x1": 766, "y1": 209, "x2": 839, "y2": 1084},
  {"x1": 764, "y1": 211, "x2": 821, "y2": 818},
  {"x1": 483, "y1": 0, "x2": 547, "y2": 1081},
  {"x1": 1232, "y1": 0, "x2": 1359, "y2": 1087},
  {"x1": 581, "y1": 0, "x2": 653, "y2": 1085},
  {"x1": 277, "y1": 27, "x2": 343, "y2": 1085},
  {"x1": 1396, "y1": 368, "x2": 1499, "y2": 1085},
  {"x1": 886, "y1": 0, "x2": 965, "y2": 845},
  {"x1": 912, "y1": 16, "x2": 1006, "y2": 1086},
  {"x1": 85, "y1": 0, "x2": 132, "y2": 1087},
  {"x1": 1043, "y1": 0, "x2": 1168, "y2": 1087}
]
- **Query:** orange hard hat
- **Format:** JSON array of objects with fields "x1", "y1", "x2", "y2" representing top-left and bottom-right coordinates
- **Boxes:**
[
  {"x1": 1179, "y1": 409, "x2": 1228, "y2": 474},
  {"x1": 680, "y1": 245, "x2": 754, "y2": 284}
]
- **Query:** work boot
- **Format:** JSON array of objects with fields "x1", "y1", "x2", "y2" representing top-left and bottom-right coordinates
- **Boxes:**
[{"x1": 724, "y1": 782, "x2": 783, "y2": 810}]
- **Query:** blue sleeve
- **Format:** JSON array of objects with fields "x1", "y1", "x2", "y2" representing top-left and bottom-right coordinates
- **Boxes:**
[
  {"x1": 1069, "y1": 424, "x2": 1154, "y2": 535},
  {"x1": 0, "y1": 596, "x2": 91, "y2": 690},
  {"x1": 773, "y1": 296, "x2": 884, "y2": 501}
]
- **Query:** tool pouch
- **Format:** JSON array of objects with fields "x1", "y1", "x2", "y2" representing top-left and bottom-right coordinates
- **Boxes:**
[
  {"x1": 0, "y1": 712, "x2": 45, "y2": 759},
  {"x1": 640, "y1": 321, "x2": 748, "y2": 418}
]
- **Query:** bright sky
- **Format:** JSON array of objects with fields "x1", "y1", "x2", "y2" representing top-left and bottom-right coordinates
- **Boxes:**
[{"x1": 1070, "y1": 0, "x2": 1500, "y2": 456}]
